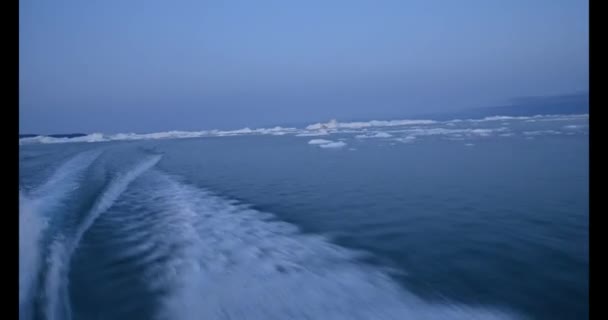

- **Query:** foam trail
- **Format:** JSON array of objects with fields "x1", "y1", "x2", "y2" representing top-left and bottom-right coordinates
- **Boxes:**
[
  {"x1": 43, "y1": 155, "x2": 162, "y2": 320},
  {"x1": 115, "y1": 173, "x2": 521, "y2": 320},
  {"x1": 19, "y1": 150, "x2": 101, "y2": 319},
  {"x1": 44, "y1": 238, "x2": 70, "y2": 320},
  {"x1": 19, "y1": 192, "x2": 47, "y2": 319},
  {"x1": 28, "y1": 150, "x2": 102, "y2": 211},
  {"x1": 84, "y1": 155, "x2": 162, "y2": 226}
]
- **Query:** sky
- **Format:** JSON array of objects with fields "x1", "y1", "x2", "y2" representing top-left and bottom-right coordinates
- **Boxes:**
[{"x1": 19, "y1": 0, "x2": 588, "y2": 134}]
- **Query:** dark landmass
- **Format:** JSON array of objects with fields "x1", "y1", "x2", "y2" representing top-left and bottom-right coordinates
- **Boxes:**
[{"x1": 19, "y1": 133, "x2": 88, "y2": 139}]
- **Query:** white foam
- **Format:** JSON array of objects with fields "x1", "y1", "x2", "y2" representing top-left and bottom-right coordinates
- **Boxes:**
[
  {"x1": 400, "y1": 127, "x2": 505, "y2": 138},
  {"x1": 18, "y1": 113, "x2": 588, "y2": 145},
  {"x1": 113, "y1": 131, "x2": 208, "y2": 140},
  {"x1": 448, "y1": 114, "x2": 588, "y2": 124},
  {"x1": 479, "y1": 116, "x2": 524, "y2": 121},
  {"x1": 106, "y1": 172, "x2": 520, "y2": 320},
  {"x1": 19, "y1": 192, "x2": 47, "y2": 316},
  {"x1": 355, "y1": 132, "x2": 393, "y2": 139},
  {"x1": 307, "y1": 138, "x2": 347, "y2": 149},
  {"x1": 536, "y1": 114, "x2": 589, "y2": 122},
  {"x1": 319, "y1": 141, "x2": 347, "y2": 148},
  {"x1": 42, "y1": 155, "x2": 162, "y2": 320},
  {"x1": 29, "y1": 150, "x2": 102, "y2": 202},
  {"x1": 296, "y1": 130, "x2": 330, "y2": 137},
  {"x1": 394, "y1": 136, "x2": 417, "y2": 143},
  {"x1": 308, "y1": 139, "x2": 333, "y2": 145},
  {"x1": 563, "y1": 124, "x2": 587, "y2": 130},
  {"x1": 306, "y1": 119, "x2": 437, "y2": 130},
  {"x1": 19, "y1": 126, "x2": 302, "y2": 144},
  {"x1": 88, "y1": 155, "x2": 162, "y2": 218},
  {"x1": 20, "y1": 151, "x2": 101, "y2": 317},
  {"x1": 523, "y1": 130, "x2": 562, "y2": 136},
  {"x1": 20, "y1": 133, "x2": 107, "y2": 144},
  {"x1": 44, "y1": 238, "x2": 71, "y2": 320},
  {"x1": 256, "y1": 126, "x2": 299, "y2": 135}
]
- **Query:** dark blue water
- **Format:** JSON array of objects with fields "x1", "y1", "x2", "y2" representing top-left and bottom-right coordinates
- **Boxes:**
[{"x1": 19, "y1": 114, "x2": 588, "y2": 320}]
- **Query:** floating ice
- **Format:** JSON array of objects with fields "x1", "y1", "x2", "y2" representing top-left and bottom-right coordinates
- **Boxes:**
[
  {"x1": 18, "y1": 114, "x2": 587, "y2": 145},
  {"x1": 308, "y1": 139, "x2": 334, "y2": 145},
  {"x1": 355, "y1": 132, "x2": 393, "y2": 139}
]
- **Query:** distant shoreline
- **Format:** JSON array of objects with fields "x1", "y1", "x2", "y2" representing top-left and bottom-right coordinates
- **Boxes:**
[
  {"x1": 18, "y1": 112, "x2": 588, "y2": 147},
  {"x1": 20, "y1": 92, "x2": 588, "y2": 138}
]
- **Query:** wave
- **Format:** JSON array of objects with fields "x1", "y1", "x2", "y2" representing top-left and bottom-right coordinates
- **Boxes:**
[
  {"x1": 394, "y1": 136, "x2": 417, "y2": 143},
  {"x1": 19, "y1": 150, "x2": 101, "y2": 319},
  {"x1": 27, "y1": 150, "x2": 102, "y2": 203},
  {"x1": 319, "y1": 141, "x2": 347, "y2": 148},
  {"x1": 394, "y1": 127, "x2": 508, "y2": 138},
  {"x1": 19, "y1": 127, "x2": 299, "y2": 145},
  {"x1": 308, "y1": 139, "x2": 333, "y2": 145},
  {"x1": 563, "y1": 124, "x2": 588, "y2": 130},
  {"x1": 42, "y1": 155, "x2": 162, "y2": 320},
  {"x1": 22, "y1": 152, "x2": 522, "y2": 319},
  {"x1": 356, "y1": 132, "x2": 394, "y2": 139},
  {"x1": 19, "y1": 192, "x2": 47, "y2": 319},
  {"x1": 446, "y1": 113, "x2": 588, "y2": 123},
  {"x1": 295, "y1": 130, "x2": 329, "y2": 137},
  {"x1": 308, "y1": 139, "x2": 348, "y2": 148},
  {"x1": 92, "y1": 171, "x2": 521, "y2": 320},
  {"x1": 18, "y1": 113, "x2": 588, "y2": 145},
  {"x1": 523, "y1": 130, "x2": 562, "y2": 136},
  {"x1": 43, "y1": 238, "x2": 71, "y2": 320},
  {"x1": 305, "y1": 119, "x2": 438, "y2": 130}
]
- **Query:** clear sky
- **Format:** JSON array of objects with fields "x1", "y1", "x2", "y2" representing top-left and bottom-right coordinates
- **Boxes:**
[{"x1": 19, "y1": 0, "x2": 588, "y2": 134}]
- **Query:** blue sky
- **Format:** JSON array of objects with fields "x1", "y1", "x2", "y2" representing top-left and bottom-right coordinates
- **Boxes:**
[{"x1": 20, "y1": 0, "x2": 588, "y2": 134}]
